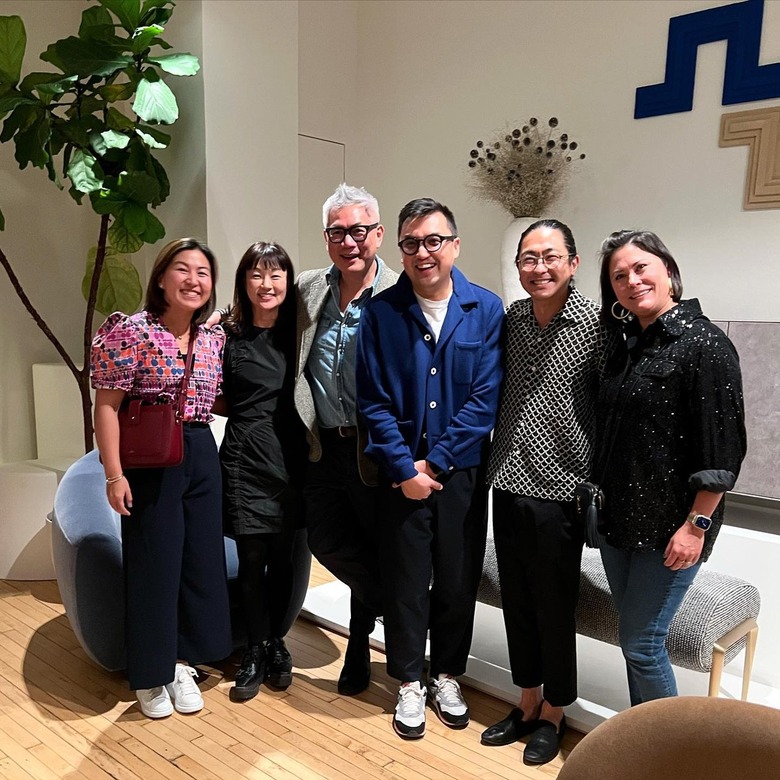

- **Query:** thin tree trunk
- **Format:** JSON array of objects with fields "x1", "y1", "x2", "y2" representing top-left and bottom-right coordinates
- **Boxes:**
[
  {"x1": 0, "y1": 213, "x2": 110, "y2": 454},
  {"x1": 79, "y1": 214, "x2": 111, "y2": 452}
]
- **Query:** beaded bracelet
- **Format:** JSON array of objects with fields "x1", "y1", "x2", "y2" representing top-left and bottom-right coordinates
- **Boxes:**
[{"x1": 105, "y1": 473, "x2": 125, "y2": 485}]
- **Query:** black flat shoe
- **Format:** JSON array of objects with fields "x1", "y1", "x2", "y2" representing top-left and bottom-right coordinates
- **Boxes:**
[
  {"x1": 337, "y1": 633, "x2": 371, "y2": 696},
  {"x1": 231, "y1": 645, "x2": 266, "y2": 702},
  {"x1": 523, "y1": 716, "x2": 567, "y2": 765},
  {"x1": 480, "y1": 707, "x2": 540, "y2": 746}
]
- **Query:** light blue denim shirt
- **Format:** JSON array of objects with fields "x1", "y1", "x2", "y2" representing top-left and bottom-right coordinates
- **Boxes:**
[{"x1": 306, "y1": 257, "x2": 385, "y2": 429}]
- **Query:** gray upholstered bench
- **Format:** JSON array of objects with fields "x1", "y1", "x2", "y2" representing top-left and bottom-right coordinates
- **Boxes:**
[{"x1": 478, "y1": 541, "x2": 760, "y2": 700}]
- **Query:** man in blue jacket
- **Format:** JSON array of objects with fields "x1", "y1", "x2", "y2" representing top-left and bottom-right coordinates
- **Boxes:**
[{"x1": 356, "y1": 198, "x2": 504, "y2": 739}]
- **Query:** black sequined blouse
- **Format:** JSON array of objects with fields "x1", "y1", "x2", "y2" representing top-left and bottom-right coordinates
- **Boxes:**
[{"x1": 595, "y1": 299, "x2": 746, "y2": 561}]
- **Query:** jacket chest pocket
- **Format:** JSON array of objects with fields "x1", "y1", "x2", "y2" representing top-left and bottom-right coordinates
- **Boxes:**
[
  {"x1": 636, "y1": 359, "x2": 677, "y2": 380},
  {"x1": 453, "y1": 341, "x2": 480, "y2": 384}
]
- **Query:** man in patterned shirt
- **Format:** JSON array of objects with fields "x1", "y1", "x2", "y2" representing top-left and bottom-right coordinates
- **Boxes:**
[{"x1": 481, "y1": 219, "x2": 612, "y2": 766}]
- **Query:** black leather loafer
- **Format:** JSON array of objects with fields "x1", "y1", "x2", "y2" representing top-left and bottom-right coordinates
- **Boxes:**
[
  {"x1": 231, "y1": 645, "x2": 266, "y2": 701},
  {"x1": 481, "y1": 707, "x2": 540, "y2": 746},
  {"x1": 523, "y1": 716, "x2": 567, "y2": 765},
  {"x1": 337, "y1": 634, "x2": 371, "y2": 696}
]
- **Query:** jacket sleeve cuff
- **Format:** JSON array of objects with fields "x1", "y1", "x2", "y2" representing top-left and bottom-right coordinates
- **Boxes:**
[{"x1": 689, "y1": 469, "x2": 737, "y2": 492}]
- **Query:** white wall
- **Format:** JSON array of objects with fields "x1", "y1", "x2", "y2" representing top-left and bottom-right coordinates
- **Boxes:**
[
  {"x1": 348, "y1": 0, "x2": 780, "y2": 321},
  {"x1": 201, "y1": 0, "x2": 299, "y2": 307}
]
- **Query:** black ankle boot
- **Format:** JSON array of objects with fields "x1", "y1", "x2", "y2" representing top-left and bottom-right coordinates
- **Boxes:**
[
  {"x1": 265, "y1": 637, "x2": 293, "y2": 689},
  {"x1": 232, "y1": 645, "x2": 266, "y2": 701}
]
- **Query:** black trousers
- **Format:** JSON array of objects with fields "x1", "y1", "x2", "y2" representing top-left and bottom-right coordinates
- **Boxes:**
[
  {"x1": 379, "y1": 467, "x2": 488, "y2": 683},
  {"x1": 122, "y1": 425, "x2": 232, "y2": 690},
  {"x1": 304, "y1": 430, "x2": 382, "y2": 635},
  {"x1": 235, "y1": 529, "x2": 296, "y2": 647},
  {"x1": 492, "y1": 489, "x2": 584, "y2": 707}
]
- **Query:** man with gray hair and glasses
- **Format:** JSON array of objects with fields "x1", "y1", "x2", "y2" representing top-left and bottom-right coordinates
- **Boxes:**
[{"x1": 295, "y1": 183, "x2": 398, "y2": 696}]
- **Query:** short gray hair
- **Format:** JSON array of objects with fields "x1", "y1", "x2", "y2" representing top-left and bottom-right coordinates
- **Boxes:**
[{"x1": 322, "y1": 183, "x2": 380, "y2": 227}]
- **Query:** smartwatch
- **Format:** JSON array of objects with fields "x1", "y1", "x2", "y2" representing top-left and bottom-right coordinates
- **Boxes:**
[{"x1": 687, "y1": 511, "x2": 712, "y2": 532}]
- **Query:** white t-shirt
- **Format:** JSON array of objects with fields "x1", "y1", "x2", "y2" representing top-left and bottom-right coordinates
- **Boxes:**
[{"x1": 415, "y1": 292, "x2": 452, "y2": 342}]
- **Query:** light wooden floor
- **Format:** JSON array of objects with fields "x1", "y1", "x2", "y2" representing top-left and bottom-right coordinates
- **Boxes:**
[{"x1": 0, "y1": 565, "x2": 581, "y2": 779}]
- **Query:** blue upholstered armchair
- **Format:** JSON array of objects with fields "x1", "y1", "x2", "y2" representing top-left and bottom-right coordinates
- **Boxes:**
[{"x1": 51, "y1": 449, "x2": 311, "y2": 671}]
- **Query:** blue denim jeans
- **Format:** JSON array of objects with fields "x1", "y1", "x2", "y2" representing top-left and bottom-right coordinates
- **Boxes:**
[{"x1": 599, "y1": 537, "x2": 700, "y2": 706}]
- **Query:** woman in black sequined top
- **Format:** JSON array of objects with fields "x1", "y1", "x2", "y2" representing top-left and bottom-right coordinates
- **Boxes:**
[{"x1": 595, "y1": 230, "x2": 746, "y2": 706}]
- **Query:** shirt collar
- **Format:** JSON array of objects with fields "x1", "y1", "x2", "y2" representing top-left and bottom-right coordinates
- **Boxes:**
[
  {"x1": 518, "y1": 285, "x2": 591, "y2": 325},
  {"x1": 326, "y1": 256, "x2": 384, "y2": 298}
]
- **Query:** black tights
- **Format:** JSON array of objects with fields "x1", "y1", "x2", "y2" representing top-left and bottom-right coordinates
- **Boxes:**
[{"x1": 235, "y1": 531, "x2": 296, "y2": 647}]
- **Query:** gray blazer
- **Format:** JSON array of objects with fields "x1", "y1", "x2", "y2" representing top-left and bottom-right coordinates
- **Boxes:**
[{"x1": 294, "y1": 259, "x2": 399, "y2": 485}]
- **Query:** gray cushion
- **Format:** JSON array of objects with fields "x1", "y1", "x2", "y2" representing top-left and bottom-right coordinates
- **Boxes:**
[{"x1": 478, "y1": 539, "x2": 761, "y2": 673}]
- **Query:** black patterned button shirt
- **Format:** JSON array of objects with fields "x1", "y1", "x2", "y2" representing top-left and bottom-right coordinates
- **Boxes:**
[
  {"x1": 488, "y1": 287, "x2": 613, "y2": 502},
  {"x1": 595, "y1": 299, "x2": 746, "y2": 561}
]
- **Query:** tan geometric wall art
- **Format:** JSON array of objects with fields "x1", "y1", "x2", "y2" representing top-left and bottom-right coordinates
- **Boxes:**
[{"x1": 719, "y1": 106, "x2": 780, "y2": 210}]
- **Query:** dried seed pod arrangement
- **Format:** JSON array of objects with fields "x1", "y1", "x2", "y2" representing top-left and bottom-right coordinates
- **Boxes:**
[{"x1": 467, "y1": 117, "x2": 586, "y2": 217}]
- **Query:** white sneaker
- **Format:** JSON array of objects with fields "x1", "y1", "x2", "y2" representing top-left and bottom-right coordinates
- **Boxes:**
[
  {"x1": 393, "y1": 681, "x2": 426, "y2": 739},
  {"x1": 136, "y1": 686, "x2": 173, "y2": 718},
  {"x1": 165, "y1": 664, "x2": 204, "y2": 714},
  {"x1": 428, "y1": 675, "x2": 469, "y2": 728}
]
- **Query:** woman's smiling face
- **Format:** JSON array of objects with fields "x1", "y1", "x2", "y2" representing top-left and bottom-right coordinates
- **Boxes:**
[{"x1": 609, "y1": 243, "x2": 675, "y2": 328}]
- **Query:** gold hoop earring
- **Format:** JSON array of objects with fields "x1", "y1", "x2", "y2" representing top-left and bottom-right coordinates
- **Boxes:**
[{"x1": 611, "y1": 300, "x2": 634, "y2": 321}]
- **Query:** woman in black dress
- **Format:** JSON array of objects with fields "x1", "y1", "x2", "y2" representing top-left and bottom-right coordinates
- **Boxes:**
[{"x1": 217, "y1": 242, "x2": 306, "y2": 701}]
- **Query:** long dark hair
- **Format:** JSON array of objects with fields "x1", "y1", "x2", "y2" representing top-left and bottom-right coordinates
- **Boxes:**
[
  {"x1": 145, "y1": 237, "x2": 218, "y2": 326},
  {"x1": 598, "y1": 230, "x2": 683, "y2": 325},
  {"x1": 224, "y1": 242, "x2": 296, "y2": 351}
]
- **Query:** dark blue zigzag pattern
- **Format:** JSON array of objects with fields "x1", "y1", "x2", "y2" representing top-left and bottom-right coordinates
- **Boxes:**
[{"x1": 635, "y1": 0, "x2": 780, "y2": 119}]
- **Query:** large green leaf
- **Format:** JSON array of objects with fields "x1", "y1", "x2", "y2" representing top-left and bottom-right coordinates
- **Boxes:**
[
  {"x1": 0, "y1": 16, "x2": 26, "y2": 86},
  {"x1": 122, "y1": 201, "x2": 148, "y2": 234},
  {"x1": 139, "y1": 208, "x2": 164, "y2": 243},
  {"x1": 47, "y1": 36, "x2": 132, "y2": 78},
  {"x1": 149, "y1": 156, "x2": 170, "y2": 203},
  {"x1": 14, "y1": 110, "x2": 50, "y2": 169},
  {"x1": 98, "y1": 0, "x2": 141, "y2": 34},
  {"x1": 90, "y1": 189, "x2": 127, "y2": 216},
  {"x1": 58, "y1": 115, "x2": 102, "y2": 147},
  {"x1": 131, "y1": 25, "x2": 164, "y2": 55},
  {"x1": 0, "y1": 91, "x2": 36, "y2": 117},
  {"x1": 141, "y1": 0, "x2": 173, "y2": 27},
  {"x1": 132, "y1": 77, "x2": 178, "y2": 123},
  {"x1": 101, "y1": 129, "x2": 130, "y2": 150},
  {"x1": 108, "y1": 213, "x2": 144, "y2": 253},
  {"x1": 99, "y1": 81, "x2": 135, "y2": 103},
  {"x1": 19, "y1": 72, "x2": 74, "y2": 96},
  {"x1": 117, "y1": 170, "x2": 160, "y2": 204},
  {"x1": 82, "y1": 246, "x2": 143, "y2": 315},
  {"x1": 0, "y1": 102, "x2": 35, "y2": 141},
  {"x1": 68, "y1": 148, "x2": 103, "y2": 192},
  {"x1": 107, "y1": 106, "x2": 135, "y2": 131},
  {"x1": 78, "y1": 6, "x2": 115, "y2": 41},
  {"x1": 148, "y1": 53, "x2": 199, "y2": 77},
  {"x1": 39, "y1": 42, "x2": 66, "y2": 75}
]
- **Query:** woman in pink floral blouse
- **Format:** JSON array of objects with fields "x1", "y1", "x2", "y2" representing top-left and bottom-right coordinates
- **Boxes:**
[{"x1": 91, "y1": 238, "x2": 231, "y2": 719}]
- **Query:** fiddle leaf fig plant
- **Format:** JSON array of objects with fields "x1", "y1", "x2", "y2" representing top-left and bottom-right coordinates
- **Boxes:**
[{"x1": 0, "y1": 0, "x2": 200, "y2": 452}]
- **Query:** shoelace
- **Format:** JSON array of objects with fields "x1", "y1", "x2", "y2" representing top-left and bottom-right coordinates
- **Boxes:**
[
  {"x1": 143, "y1": 686, "x2": 166, "y2": 700},
  {"x1": 433, "y1": 677, "x2": 463, "y2": 706},
  {"x1": 397, "y1": 684, "x2": 425, "y2": 716},
  {"x1": 175, "y1": 664, "x2": 200, "y2": 695}
]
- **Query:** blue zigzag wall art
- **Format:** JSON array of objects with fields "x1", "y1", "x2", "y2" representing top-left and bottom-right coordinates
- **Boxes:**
[{"x1": 635, "y1": 0, "x2": 780, "y2": 119}]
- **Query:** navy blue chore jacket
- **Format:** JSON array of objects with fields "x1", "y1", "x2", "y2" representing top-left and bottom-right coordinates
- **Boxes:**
[{"x1": 356, "y1": 266, "x2": 504, "y2": 485}]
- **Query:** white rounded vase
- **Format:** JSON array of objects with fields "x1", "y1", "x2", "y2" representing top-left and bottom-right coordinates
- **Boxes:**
[{"x1": 500, "y1": 216, "x2": 539, "y2": 306}]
